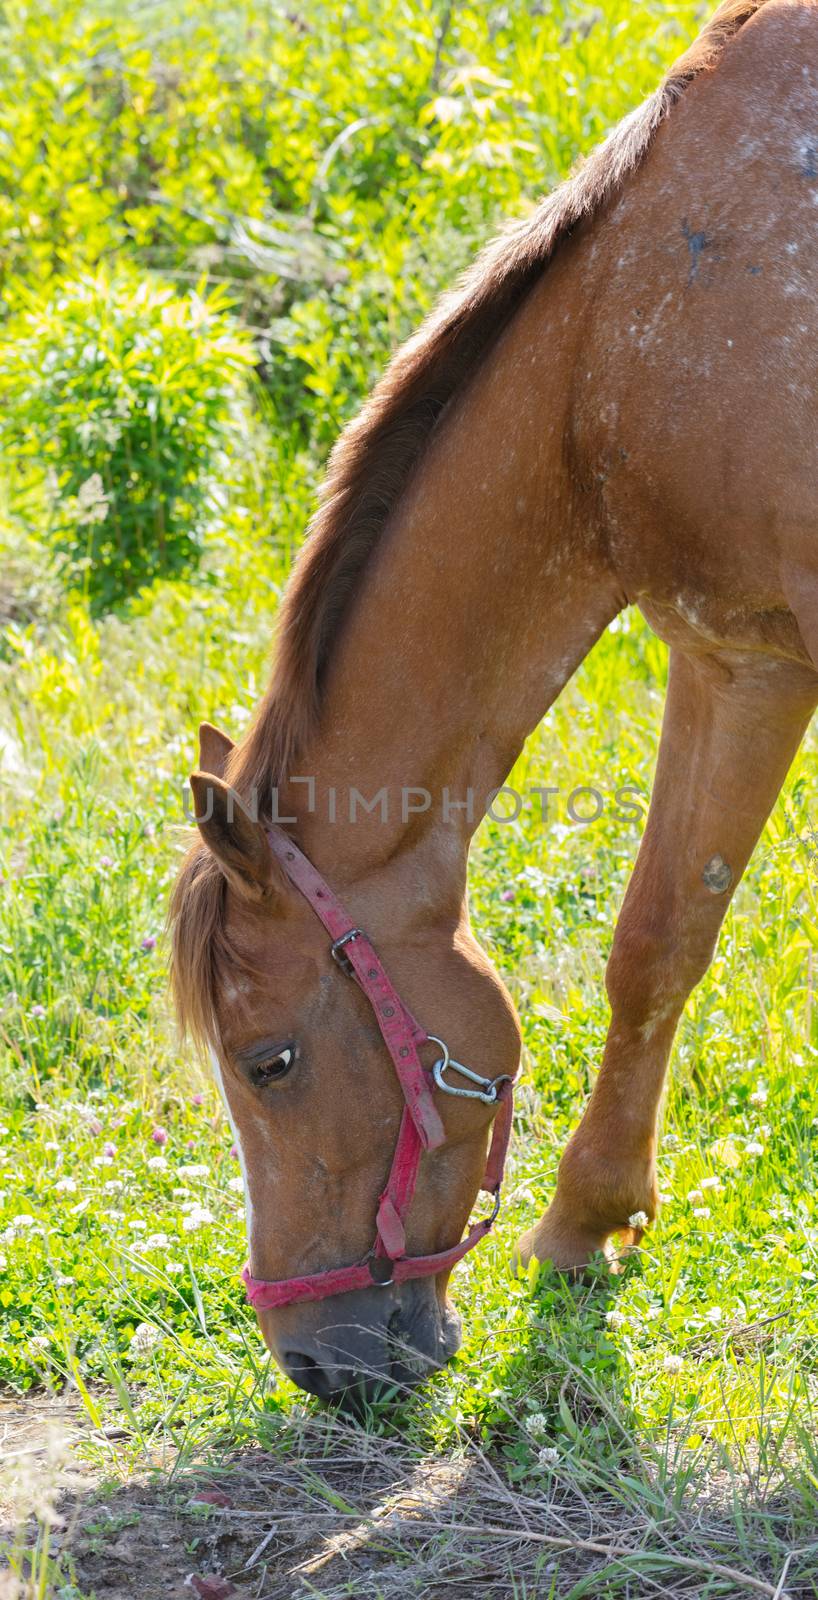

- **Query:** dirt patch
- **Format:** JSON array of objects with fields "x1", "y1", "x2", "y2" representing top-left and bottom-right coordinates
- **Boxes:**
[{"x1": 2, "y1": 1393, "x2": 816, "y2": 1599}]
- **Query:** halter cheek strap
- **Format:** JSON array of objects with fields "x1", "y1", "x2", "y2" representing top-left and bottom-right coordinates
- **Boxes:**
[{"x1": 241, "y1": 826, "x2": 515, "y2": 1312}]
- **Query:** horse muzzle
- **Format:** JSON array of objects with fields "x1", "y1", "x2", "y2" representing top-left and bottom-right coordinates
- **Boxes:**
[{"x1": 261, "y1": 1277, "x2": 463, "y2": 1406}]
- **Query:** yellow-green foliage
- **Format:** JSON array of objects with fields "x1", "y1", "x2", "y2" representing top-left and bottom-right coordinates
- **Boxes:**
[{"x1": 1, "y1": 3, "x2": 817, "y2": 1586}]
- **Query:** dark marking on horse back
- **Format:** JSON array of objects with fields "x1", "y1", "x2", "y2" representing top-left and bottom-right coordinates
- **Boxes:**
[
  {"x1": 682, "y1": 218, "x2": 714, "y2": 285},
  {"x1": 799, "y1": 137, "x2": 818, "y2": 179}
]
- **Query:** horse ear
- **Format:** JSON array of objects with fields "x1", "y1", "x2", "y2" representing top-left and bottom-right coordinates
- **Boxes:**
[
  {"x1": 198, "y1": 722, "x2": 234, "y2": 780},
  {"x1": 190, "y1": 772, "x2": 278, "y2": 901}
]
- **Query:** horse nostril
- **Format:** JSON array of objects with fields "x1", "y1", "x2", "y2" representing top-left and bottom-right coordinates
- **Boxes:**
[{"x1": 282, "y1": 1349, "x2": 337, "y2": 1401}]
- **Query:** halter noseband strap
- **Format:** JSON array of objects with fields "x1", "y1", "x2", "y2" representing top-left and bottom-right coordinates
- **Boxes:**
[{"x1": 240, "y1": 825, "x2": 515, "y2": 1311}]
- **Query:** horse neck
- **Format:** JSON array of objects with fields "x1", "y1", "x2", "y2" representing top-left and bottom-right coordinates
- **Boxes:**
[{"x1": 283, "y1": 268, "x2": 623, "y2": 907}]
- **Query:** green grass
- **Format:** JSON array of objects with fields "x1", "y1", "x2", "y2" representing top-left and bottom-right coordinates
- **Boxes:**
[{"x1": 2, "y1": 0, "x2": 818, "y2": 1594}]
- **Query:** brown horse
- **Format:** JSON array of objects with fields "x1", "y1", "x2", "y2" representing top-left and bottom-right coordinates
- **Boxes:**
[{"x1": 171, "y1": 0, "x2": 818, "y2": 1401}]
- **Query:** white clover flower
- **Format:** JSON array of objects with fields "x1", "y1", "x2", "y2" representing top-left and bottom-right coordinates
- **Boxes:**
[
  {"x1": 227, "y1": 1176, "x2": 244, "y2": 1194},
  {"x1": 745, "y1": 1141, "x2": 764, "y2": 1156},
  {"x1": 147, "y1": 1155, "x2": 168, "y2": 1171},
  {"x1": 101, "y1": 418, "x2": 121, "y2": 448},
  {"x1": 178, "y1": 1164, "x2": 209, "y2": 1180},
  {"x1": 700, "y1": 1176, "x2": 721, "y2": 1191},
  {"x1": 129, "y1": 1322, "x2": 162, "y2": 1356},
  {"x1": 663, "y1": 1352, "x2": 684, "y2": 1375},
  {"x1": 165, "y1": 1261, "x2": 185, "y2": 1275},
  {"x1": 55, "y1": 1274, "x2": 74, "y2": 1287},
  {"x1": 43, "y1": 1141, "x2": 61, "y2": 1154},
  {"x1": 182, "y1": 1206, "x2": 215, "y2": 1233},
  {"x1": 145, "y1": 1232, "x2": 170, "y2": 1250},
  {"x1": 692, "y1": 1206, "x2": 711, "y2": 1219},
  {"x1": 525, "y1": 1412, "x2": 549, "y2": 1441},
  {"x1": 11, "y1": 1214, "x2": 38, "y2": 1230},
  {"x1": 749, "y1": 1086, "x2": 768, "y2": 1106},
  {"x1": 92, "y1": 1153, "x2": 115, "y2": 1168},
  {"x1": 28, "y1": 1334, "x2": 50, "y2": 1356},
  {"x1": 605, "y1": 1308, "x2": 626, "y2": 1331},
  {"x1": 54, "y1": 1177, "x2": 77, "y2": 1194},
  {"x1": 704, "y1": 1306, "x2": 723, "y2": 1323},
  {"x1": 129, "y1": 1219, "x2": 147, "y2": 1232},
  {"x1": 537, "y1": 1446, "x2": 559, "y2": 1468},
  {"x1": 628, "y1": 1210, "x2": 649, "y2": 1229},
  {"x1": 76, "y1": 419, "x2": 97, "y2": 449},
  {"x1": 103, "y1": 1179, "x2": 124, "y2": 1195},
  {"x1": 687, "y1": 1189, "x2": 703, "y2": 1203}
]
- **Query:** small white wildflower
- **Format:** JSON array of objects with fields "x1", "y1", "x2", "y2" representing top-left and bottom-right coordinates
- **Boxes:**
[
  {"x1": 165, "y1": 1261, "x2": 185, "y2": 1275},
  {"x1": 43, "y1": 1141, "x2": 61, "y2": 1154},
  {"x1": 129, "y1": 1321, "x2": 162, "y2": 1356},
  {"x1": 147, "y1": 1155, "x2": 168, "y2": 1171},
  {"x1": 745, "y1": 1141, "x2": 764, "y2": 1156},
  {"x1": 54, "y1": 1177, "x2": 77, "y2": 1194},
  {"x1": 145, "y1": 1232, "x2": 170, "y2": 1250},
  {"x1": 92, "y1": 1153, "x2": 115, "y2": 1167},
  {"x1": 76, "y1": 419, "x2": 97, "y2": 449},
  {"x1": 687, "y1": 1189, "x2": 703, "y2": 1203},
  {"x1": 704, "y1": 1306, "x2": 723, "y2": 1323},
  {"x1": 28, "y1": 1334, "x2": 50, "y2": 1356},
  {"x1": 692, "y1": 1206, "x2": 711, "y2": 1219},
  {"x1": 182, "y1": 1206, "x2": 215, "y2": 1233},
  {"x1": 749, "y1": 1086, "x2": 768, "y2": 1106},
  {"x1": 75, "y1": 472, "x2": 109, "y2": 525},
  {"x1": 227, "y1": 1176, "x2": 244, "y2": 1194},
  {"x1": 129, "y1": 1219, "x2": 147, "y2": 1232},
  {"x1": 605, "y1": 1308, "x2": 626, "y2": 1331},
  {"x1": 628, "y1": 1210, "x2": 649, "y2": 1229},
  {"x1": 100, "y1": 418, "x2": 121, "y2": 447},
  {"x1": 663, "y1": 1352, "x2": 684, "y2": 1375},
  {"x1": 525, "y1": 1412, "x2": 549, "y2": 1441},
  {"x1": 55, "y1": 1274, "x2": 74, "y2": 1287},
  {"x1": 700, "y1": 1176, "x2": 721, "y2": 1191},
  {"x1": 537, "y1": 1446, "x2": 559, "y2": 1468},
  {"x1": 178, "y1": 1164, "x2": 209, "y2": 1180},
  {"x1": 11, "y1": 1214, "x2": 37, "y2": 1230},
  {"x1": 103, "y1": 1179, "x2": 124, "y2": 1195}
]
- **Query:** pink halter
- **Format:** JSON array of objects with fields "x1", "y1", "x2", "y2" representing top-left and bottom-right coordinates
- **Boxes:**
[{"x1": 241, "y1": 826, "x2": 515, "y2": 1311}]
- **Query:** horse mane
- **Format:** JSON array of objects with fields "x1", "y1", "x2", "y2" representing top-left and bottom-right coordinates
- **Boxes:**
[{"x1": 171, "y1": 0, "x2": 772, "y2": 1046}]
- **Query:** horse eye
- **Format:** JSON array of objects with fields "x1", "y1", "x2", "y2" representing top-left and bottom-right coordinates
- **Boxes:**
[{"x1": 253, "y1": 1046, "x2": 295, "y2": 1086}]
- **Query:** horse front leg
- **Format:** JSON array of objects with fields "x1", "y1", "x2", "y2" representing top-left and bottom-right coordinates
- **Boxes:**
[{"x1": 517, "y1": 645, "x2": 817, "y2": 1272}]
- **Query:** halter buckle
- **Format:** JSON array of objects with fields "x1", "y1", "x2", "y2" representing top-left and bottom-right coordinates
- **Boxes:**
[
  {"x1": 330, "y1": 927, "x2": 365, "y2": 977},
  {"x1": 428, "y1": 1035, "x2": 512, "y2": 1106}
]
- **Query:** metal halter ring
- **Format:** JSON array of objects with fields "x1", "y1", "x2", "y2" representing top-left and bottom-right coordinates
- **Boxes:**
[{"x1": 427, "y1": 1035, "x2": 512, "y2": 1106}]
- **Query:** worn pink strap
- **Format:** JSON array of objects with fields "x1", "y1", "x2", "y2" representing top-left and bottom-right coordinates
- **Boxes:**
[
  {"x1": 242, "y1": 1215, "x2": 498, "y2": 1311},
  {"x1": 266, "y1": 827, "x2": 445, "y2": 1151}
]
